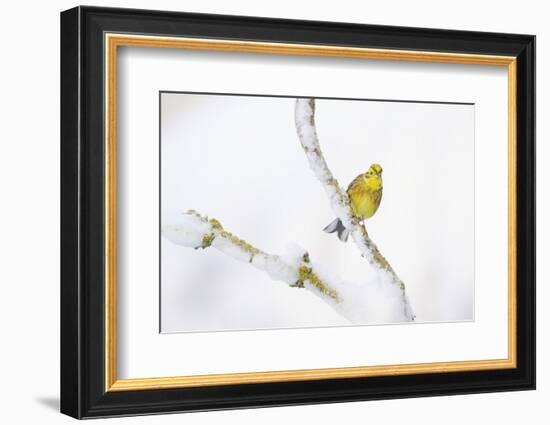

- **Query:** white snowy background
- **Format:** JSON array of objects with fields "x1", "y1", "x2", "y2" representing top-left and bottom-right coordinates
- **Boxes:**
[{"x1": 161, "y1": 93, "x2": 474, "y2": 333}]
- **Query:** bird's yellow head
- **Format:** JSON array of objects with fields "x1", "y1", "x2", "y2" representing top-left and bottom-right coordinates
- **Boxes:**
[{"x1": 366, "y1": 163, "x2": 383, "y2": 177}]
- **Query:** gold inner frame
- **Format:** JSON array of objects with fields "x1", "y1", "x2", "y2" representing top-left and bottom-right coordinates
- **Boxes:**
[{"x1": 104, "y1": 33, "x2": 518, "y2": 392}]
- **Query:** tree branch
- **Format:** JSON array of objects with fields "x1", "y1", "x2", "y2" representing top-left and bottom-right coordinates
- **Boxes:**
[
  {"x1": 164, "y1": 209, "x2": 414, "y2": 324},
  {"x1": 295, "y1": 98, "x2": 415, "y2": 321},
  {"x1": 163, "y1": 210, "x2": 340, "y2": 302}
]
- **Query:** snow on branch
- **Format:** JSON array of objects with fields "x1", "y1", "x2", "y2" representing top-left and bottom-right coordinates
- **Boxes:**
[
  {"x1": 295, "y1": 98, "x2": 415, "y2": 321},
  {"x1": 163, "y1": 211, "x2": 413, "y2": 324},
  {"x1": 164, "y1": 210, "x2": 339, "y2": 301}
]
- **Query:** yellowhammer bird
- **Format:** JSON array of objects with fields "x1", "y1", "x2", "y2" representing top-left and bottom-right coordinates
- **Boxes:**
[{"x1": 323, "y1": 163, "x2": 383, "y2": 242}]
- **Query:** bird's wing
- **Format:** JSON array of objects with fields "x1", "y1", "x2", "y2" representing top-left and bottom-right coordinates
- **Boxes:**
[
  {"x1": 346, "y1": 173, "x2": 366, "y2": 194},
  {"x1": 371, "y1": 188, "x2": 383, "y2": 214},
  {"x1": 374, "y1": 188, "x2": 383, "y2": 204}
]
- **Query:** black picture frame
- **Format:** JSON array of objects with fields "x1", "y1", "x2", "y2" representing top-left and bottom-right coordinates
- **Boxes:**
[{"x1": 61, "y1": 5, "x2": 535, "y2": 419}]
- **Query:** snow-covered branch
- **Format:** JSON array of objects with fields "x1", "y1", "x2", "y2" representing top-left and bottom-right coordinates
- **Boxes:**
[
  {"x1": 295, "y1": 98, "x2": 415, "y2": 321},
  {"x1": 164, "y1": 210, "x2": 339, "y2": 301},
  {"x1": 163, "y1": 211, "x2": 413, "y2": 323}
]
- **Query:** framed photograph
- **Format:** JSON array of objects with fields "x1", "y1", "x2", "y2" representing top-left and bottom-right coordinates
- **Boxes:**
[{"x1": 60, "y1": 6, "x2": 535, "y2": 419}]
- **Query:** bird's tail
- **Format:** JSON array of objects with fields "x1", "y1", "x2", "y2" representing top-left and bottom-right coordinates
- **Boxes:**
[{"x1": 323, "y1": 217, "x2": 350, "y2": 242}]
